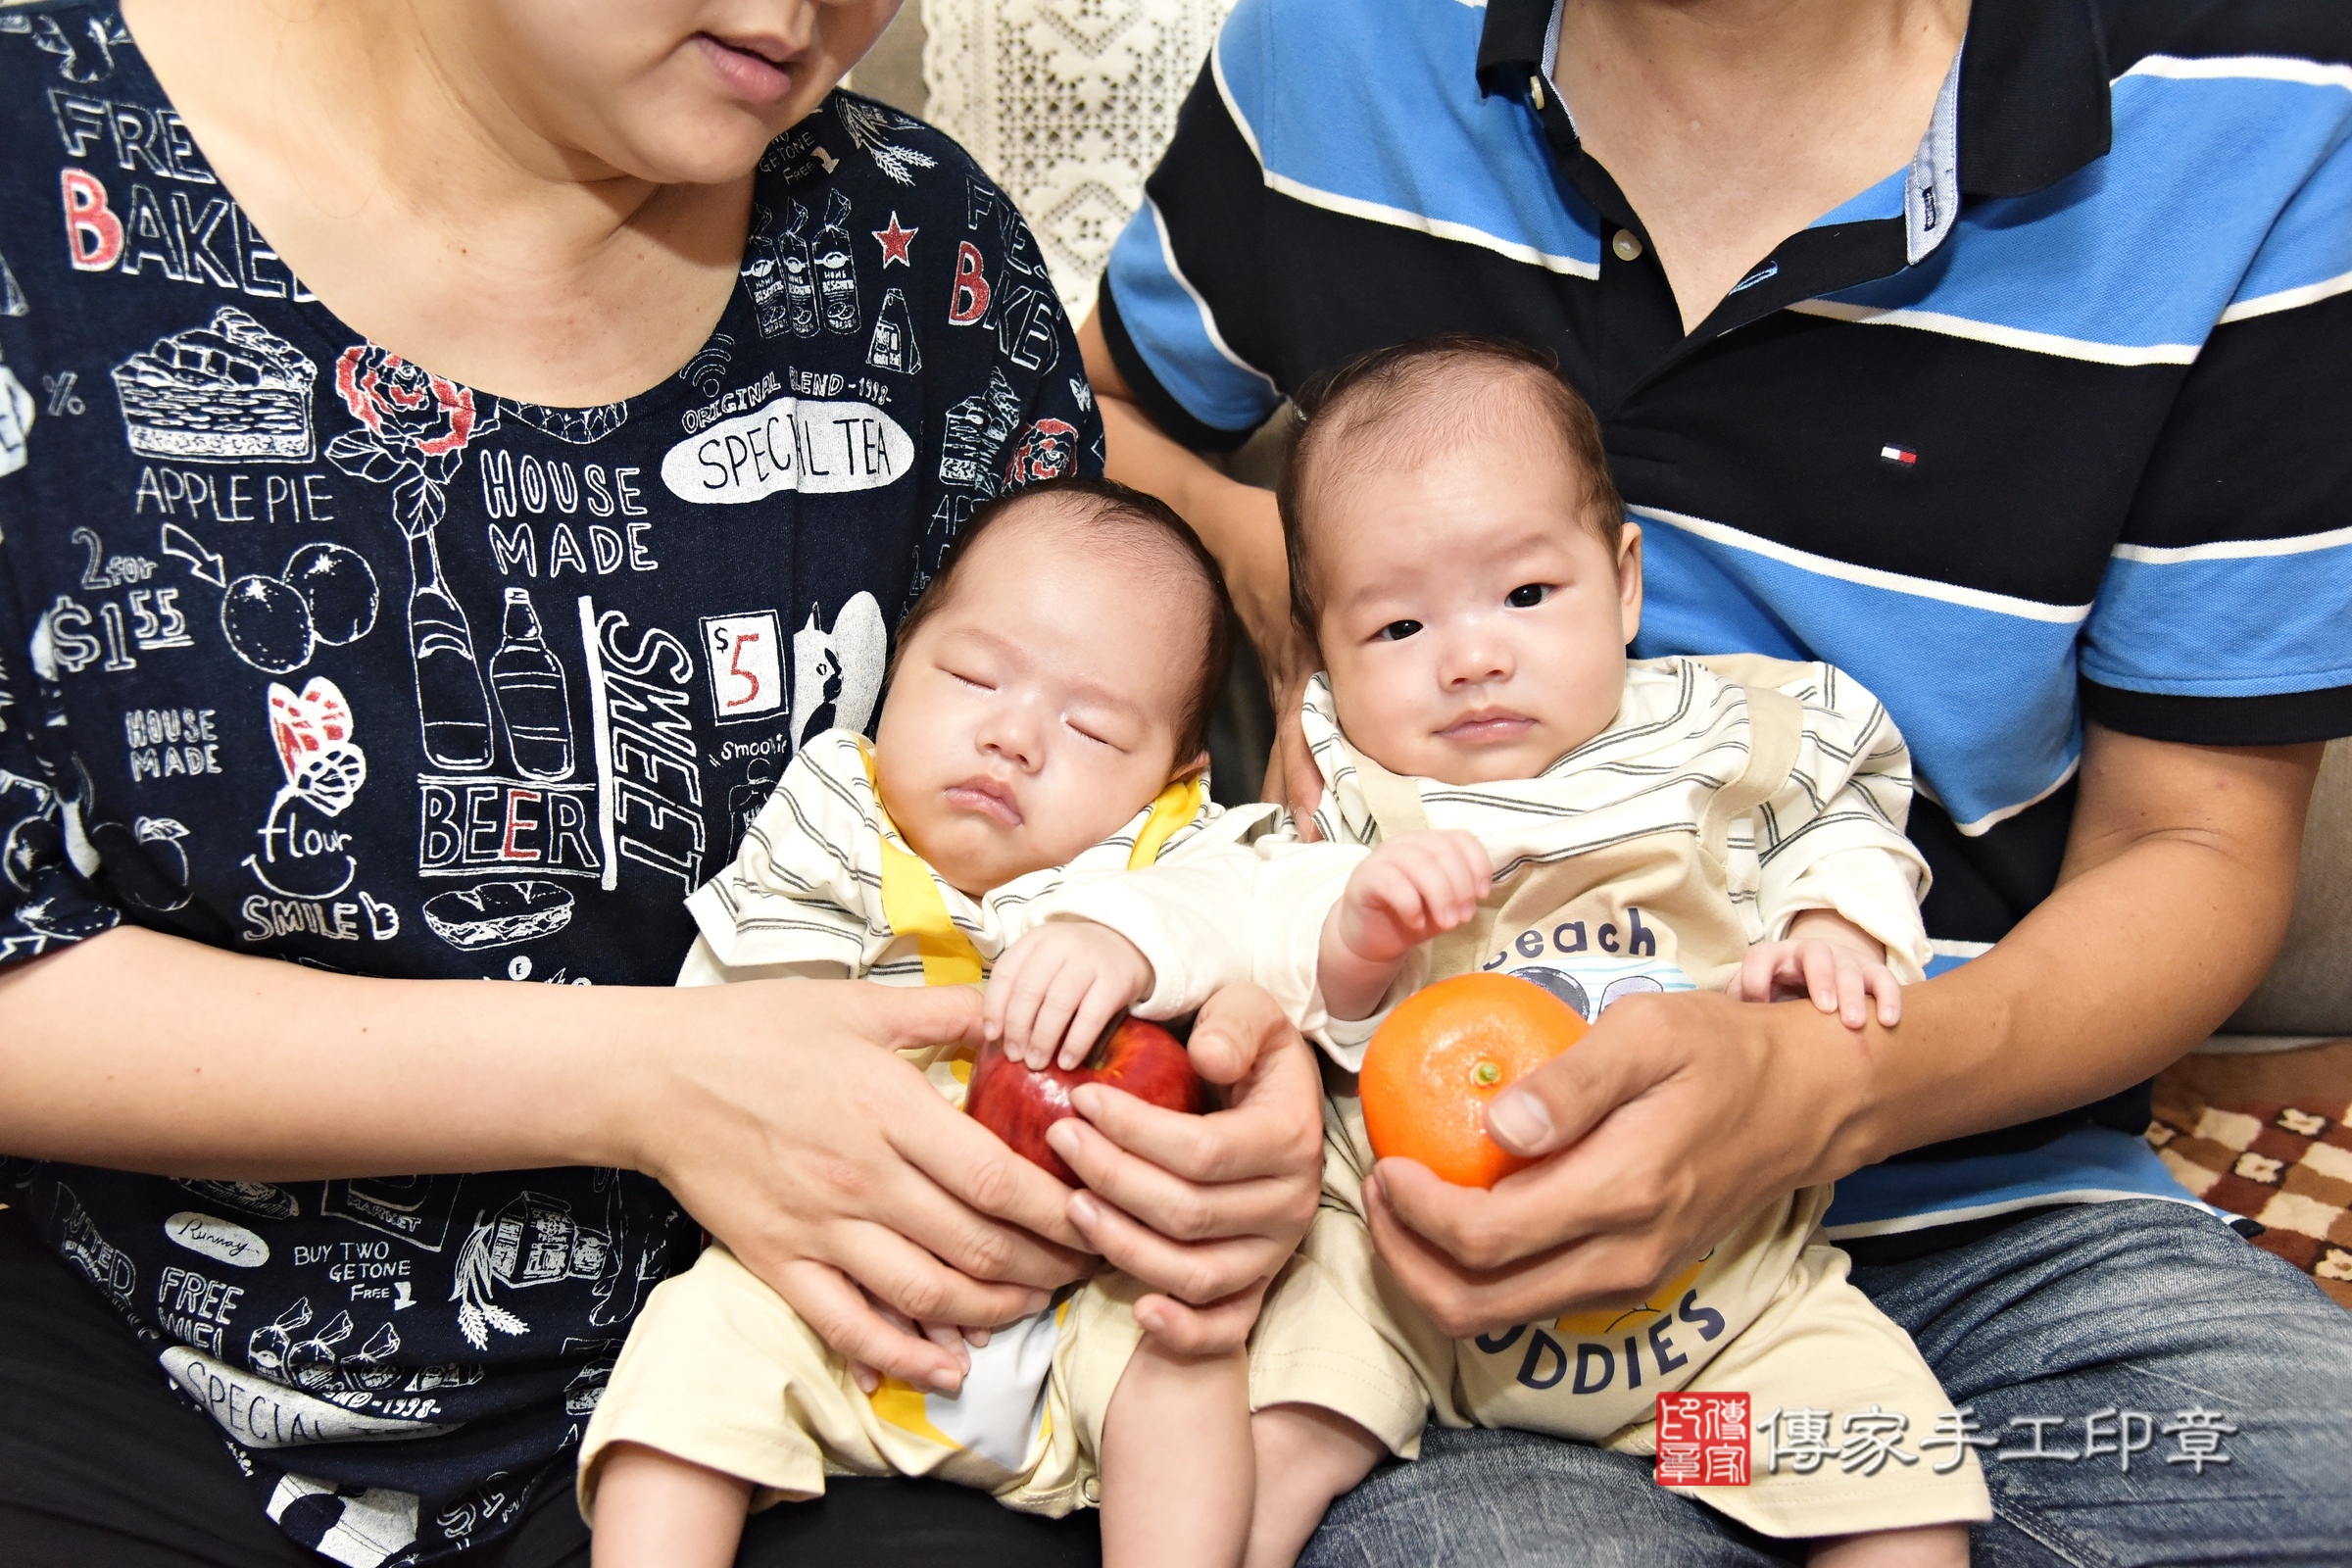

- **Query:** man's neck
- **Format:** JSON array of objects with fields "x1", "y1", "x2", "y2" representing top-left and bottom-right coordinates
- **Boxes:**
[
  {"x1": 1551, "y1": 0, "x2": 1970, "y2": 331},
  {"x1": 1557, "y1": 0, "x2": 1968, "y2": 117}
]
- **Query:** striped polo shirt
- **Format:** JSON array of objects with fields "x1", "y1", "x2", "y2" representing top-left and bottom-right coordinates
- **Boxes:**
[{"x1": 1099, "y1": 0, "x2": 2352, "y2": 1244}]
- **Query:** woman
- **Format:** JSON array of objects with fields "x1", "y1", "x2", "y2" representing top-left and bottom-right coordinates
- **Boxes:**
[
  {"x1": 0, "y1": 3, "x2": 1321, "y2": 1564},
  {"x1": 1091, "y1": 0, "x2": 2352, "y2": 1559}
]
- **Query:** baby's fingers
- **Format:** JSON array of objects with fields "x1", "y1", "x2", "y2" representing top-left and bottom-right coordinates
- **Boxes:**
[
  {"x1": 1726, "y1": 948, "x2": 1761, "y2": 1003},
  {"x1": 1800, "y1": 941, "x2": 1844, "y2": 1014},
  {"x1": 1833, "y1": 949, "x2": 1874, "y2": 1029},
  {"x1": 1359, "y1": 861, "x2": 1443, "y2": 939},
  {"x1": 1435, "y1": 830, "x2": 1494, "y2": 906},
  {"x1": 1028, "y1": 964, "x2": 1093, "y2": 1072},
  {"x1": 1730, "y1": 942, "x2": 1792, "y2": 1004},
  {"x1": 1056, "y1": 977, "x2": 1128, "y2": 1072},
  {"x1": 993, "y1": 950, "x2": 1063, "y2": 1068},
  {"x1": 1866, "y1": 964, "x2": 1904, "y2": 1028},
  {"x1": 1413, "y1": 837, "x2": 1485, "y2": 927},
  {"x1": 982, "y1": 941, "x2": 1036, "y2": 1046}
]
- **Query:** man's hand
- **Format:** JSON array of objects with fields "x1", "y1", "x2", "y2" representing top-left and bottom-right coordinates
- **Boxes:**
[
  {"x1": 1260, "y1": 641, "x2": 1327, "y2": 834},
  {"x1": 985, "y1": 921, "x2": 1156, "y2": 1069},
  {"x1": 1042, "y1": 983, "x2": 1324, "y2": 1354},
  {"x1": 1360, "y1": 989, "x2": 1844, "y2": 1337},
  {"x1": 1078, "y1": 305, "x2": 1328, "y2": 834},
  {"x1": 1320, "y1": 830, "x2": 1492, "y2": 1020},
  {"x1": 1360, "y1": 726, "x2": 2323, "y2": 1339}
]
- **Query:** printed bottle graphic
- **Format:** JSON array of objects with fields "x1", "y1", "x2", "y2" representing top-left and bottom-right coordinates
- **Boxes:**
[
  {"x1": 866, "y1": 287, "x2": 920, "y2": 374},
  {"x1": 489, "y1": 587, "x2": 574, "y2": 781},
  {"x1": 781, "y1": 204, "x2": 820, "y2": 339},
  {"x1": 938, "y1": 368, "x2": 1025, "y2": 494},
  {"x1": 743, "y1": 230, "x2": 792, "y2": 340},
  {"x1": 816, "y1": 190, "x2": 860, "y2": 334},
  {"x1": 407, "y1": 527, "x2": 495, "y2": 770}
]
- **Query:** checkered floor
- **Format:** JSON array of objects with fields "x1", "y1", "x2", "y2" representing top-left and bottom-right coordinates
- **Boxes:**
[{"x1": 2149, "y1": 1041, "x2": 2352, "y2": 1309}]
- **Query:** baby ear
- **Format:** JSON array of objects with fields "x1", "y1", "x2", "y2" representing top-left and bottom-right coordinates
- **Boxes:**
[
  {"x1": 1171, "y1": 750, "x2": 1212, "y2": 784},
  {"x1": 1617, "y1": 521, "x2": 1645, "y2": 646}
]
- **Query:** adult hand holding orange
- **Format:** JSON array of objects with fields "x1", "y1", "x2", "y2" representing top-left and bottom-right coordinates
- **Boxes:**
[{"x1": 1359, "y1": 972, "x2": 1589, "y2": 1189}]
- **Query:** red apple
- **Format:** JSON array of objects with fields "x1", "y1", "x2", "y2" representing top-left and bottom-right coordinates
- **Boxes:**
[{"x1": 965, "y1": 1015, "x2": 1207, "y2": 1187}]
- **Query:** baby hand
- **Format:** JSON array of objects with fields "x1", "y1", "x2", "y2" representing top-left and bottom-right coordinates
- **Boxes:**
[
  {"x1": 985, "y1": 920, "x2": 1155, "y2": 1071},
  {"x1": 1726, "y1": 911, "x2": 1902, "y2": 1028},
  {"x1": 1335, "y1": 830, "x2": 1493, "y2": 968}
]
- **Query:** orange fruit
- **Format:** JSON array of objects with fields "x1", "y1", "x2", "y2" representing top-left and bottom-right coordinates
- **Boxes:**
[{"x1": 1360, "y1": 971, "x2": 1588, "y2": 1188}]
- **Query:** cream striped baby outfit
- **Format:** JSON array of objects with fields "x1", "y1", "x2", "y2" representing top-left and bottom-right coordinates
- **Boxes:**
[
  {"x1": 1053, "y1": 656, "x2": 1992, "y2": 1540},
  {"x1": 578, "y1": 729, "x2": 1274, "y2": 1520}
]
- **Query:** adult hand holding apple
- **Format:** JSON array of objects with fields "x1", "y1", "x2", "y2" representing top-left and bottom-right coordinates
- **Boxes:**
[
  {"x1": 1040, "y1": 982, "x2": 1325, "y2": 1355},
  {"x1": 633, "y1": 976, "x2": 1093, "y2": 1398}
]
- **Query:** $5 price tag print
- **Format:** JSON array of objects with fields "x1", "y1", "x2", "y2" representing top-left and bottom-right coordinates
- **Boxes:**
[{"x1": 701, "y1": 611, "x2": 784, "y2": 724}]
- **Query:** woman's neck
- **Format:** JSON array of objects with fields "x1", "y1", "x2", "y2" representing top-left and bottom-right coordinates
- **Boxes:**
[
  {"x1": 125, "y1": 1, "x2": 669, "y2": 249},
  {"x1": 117, "y1": 0, "x2": 749, "y2": 405}
]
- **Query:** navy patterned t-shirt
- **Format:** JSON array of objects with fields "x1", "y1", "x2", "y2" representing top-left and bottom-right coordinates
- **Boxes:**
[{"x1": 0, "y1": 7, "x2": 1100, "y2": 1561}]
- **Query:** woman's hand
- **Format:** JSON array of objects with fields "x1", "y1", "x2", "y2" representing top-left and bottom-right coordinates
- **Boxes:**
[
  {"x1": 1041, "y1": 983, "x2": 1324, "y2": 1354},
  {"x1": 637, "y1": 979, "x2": 1093, "y2": 1396}
]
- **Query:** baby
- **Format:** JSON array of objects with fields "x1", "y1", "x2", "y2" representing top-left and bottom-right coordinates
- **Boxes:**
[
  {"x1": 1006, "y1": 337, "x2": 1990, "y2": 1565},
  {"x1": 578, "y1": 477, "x2": 1277, "y2": 1567}
]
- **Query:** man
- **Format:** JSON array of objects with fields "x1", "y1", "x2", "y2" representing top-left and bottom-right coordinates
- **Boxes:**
[{"x1": 1084, "y1": 0, "x2": 2352, "y2": 1558}]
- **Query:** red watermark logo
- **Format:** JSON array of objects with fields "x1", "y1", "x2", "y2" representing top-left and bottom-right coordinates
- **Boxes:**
[{"x1": 1656, "y1": 1392, "x2": 1750, "y2": 1487}]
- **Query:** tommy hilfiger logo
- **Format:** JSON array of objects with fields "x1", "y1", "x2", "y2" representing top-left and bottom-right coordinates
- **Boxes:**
[{"x1": 1880, "y1": 445, "x2": 1918, "y2": 467}]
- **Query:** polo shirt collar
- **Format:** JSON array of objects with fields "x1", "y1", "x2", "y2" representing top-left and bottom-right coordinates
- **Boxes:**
[{"x1": 1475, "y1": 0, "x2": 2113, "y2": 206}]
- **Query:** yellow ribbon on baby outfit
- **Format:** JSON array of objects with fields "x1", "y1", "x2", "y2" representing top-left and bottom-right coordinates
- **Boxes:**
[
  {"x1": 854, "y1": 751, "x2": 1201, "y2": 1455},
  {"x1": 858, "y1": 745, "x2": 1205, "y2": 988},
  {"x1": 1127, "y1": 774, "x2": 1204, "y2": 871},
  {"x1": 860, "y1": 742, "x2": 987, "y2": 988}
]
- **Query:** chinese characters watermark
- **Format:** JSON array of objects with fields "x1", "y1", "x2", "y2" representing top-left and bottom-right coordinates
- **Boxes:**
[{"x1": 1658, "y1": 1399, "x2": 2240, "y2": 1487}]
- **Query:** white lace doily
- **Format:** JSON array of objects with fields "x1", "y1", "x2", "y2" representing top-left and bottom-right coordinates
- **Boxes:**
[{"x1": 922, "y1": 0, "x2": 1235, "y2": 318}]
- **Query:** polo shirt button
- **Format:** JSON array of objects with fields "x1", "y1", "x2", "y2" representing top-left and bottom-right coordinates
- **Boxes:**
[
  {"x1": 1611, "y1": 229, "x2": 1644, "y2": 262},
  {"x1": 1083, "y1": 1476, "x2": 1102, "y2": 1504}
]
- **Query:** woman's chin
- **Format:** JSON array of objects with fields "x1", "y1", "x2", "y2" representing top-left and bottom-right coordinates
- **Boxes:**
[{"x1": 610, "y1": 111, "x2": 805, "y2": 187}]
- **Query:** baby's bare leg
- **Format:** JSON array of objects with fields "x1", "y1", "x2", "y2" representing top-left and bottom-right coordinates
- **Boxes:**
[
  {"x1": 1099, "y1": 1338, "x2": 1252, "y2": 1568},
  {"x1": 1244, "y1": 1403, "x2": 1388, "y2": 1568},
  {"x1": 589, "y1": 1442, "x2": 754, "y2": 1568},
  {"x1": 1809, "y1": 1524, "x2": 1971, "y2": 1566}
]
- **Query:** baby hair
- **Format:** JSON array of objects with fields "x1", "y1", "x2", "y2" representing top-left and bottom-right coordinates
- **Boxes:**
[
  {"x1": 1278, "y1": 334, "x2": 1624, "y2": 635},
  {"x1": 890, "y1": 474, "x2": 1236, "y2": 763}
]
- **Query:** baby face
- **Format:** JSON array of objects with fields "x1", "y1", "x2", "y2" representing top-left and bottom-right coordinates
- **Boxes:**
[
  {"x1": 874, "y1": 510, "x2": 1201, "y2": 896},
  {"x1": 1311, "y1": 438, "x2": 1642, "y2": 785}
]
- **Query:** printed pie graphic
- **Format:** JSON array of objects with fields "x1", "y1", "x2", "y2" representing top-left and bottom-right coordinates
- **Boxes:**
[
  {"x1": 112, "y1": 307, "x2": 318, "y2": 463},
  {"x1": 422, "y1": 881, "x2": 575, "y2": 951}
]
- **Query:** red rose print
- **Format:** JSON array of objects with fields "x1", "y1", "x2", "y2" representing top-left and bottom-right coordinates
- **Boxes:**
[
  {"x1": 334, "y1": 345, "x2": 480, "y2": 459},
  {"x1": 1004, "y1": 418, "x2": 1078, "y2": 486}
]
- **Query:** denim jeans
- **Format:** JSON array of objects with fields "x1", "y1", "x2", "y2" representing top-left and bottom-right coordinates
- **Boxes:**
[{"x1": 1299, "y1": 1200, "x2": 2352, "y2": 1566}]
